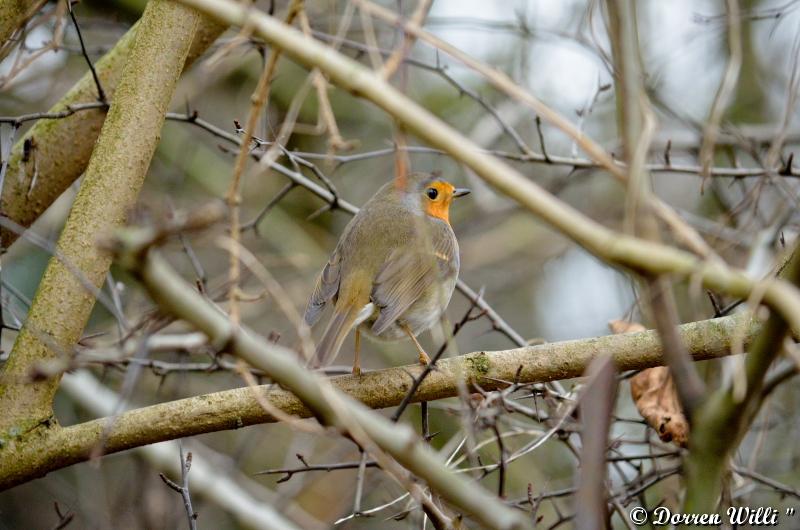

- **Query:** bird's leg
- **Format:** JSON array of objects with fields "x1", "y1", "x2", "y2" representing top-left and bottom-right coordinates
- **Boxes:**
[
  {"x1": 352, "y1": 329, "x2": 362, "y2": 376},
  {"x1": 400, "y1": 323, "x2": 431, "y2": 365}
]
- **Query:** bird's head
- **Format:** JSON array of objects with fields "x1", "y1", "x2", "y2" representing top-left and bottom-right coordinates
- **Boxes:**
[{"x1": 396, "y1": 172, "x2": 470, "y2": 224}]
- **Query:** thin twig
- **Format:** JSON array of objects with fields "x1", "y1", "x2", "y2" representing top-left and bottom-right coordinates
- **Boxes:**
[
  {"x1": 159, "y1": 444, "x2": 198, "y2": 530},
  {"x1": 66, "y1": 0, "x2": 106, "y2": 103}
]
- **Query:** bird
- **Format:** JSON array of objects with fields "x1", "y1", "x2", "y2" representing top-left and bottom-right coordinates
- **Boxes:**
[{"x1": 303, "y1": 172, "x2": 470, "y2": 375}]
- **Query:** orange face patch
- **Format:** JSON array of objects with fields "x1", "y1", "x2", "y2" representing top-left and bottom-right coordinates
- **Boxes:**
[{"x1": 423, "y1": 181, "x2": 455, "y2": 224}]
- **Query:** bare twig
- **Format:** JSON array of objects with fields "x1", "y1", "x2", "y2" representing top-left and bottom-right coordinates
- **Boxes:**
[
  {"x1": 224, "y1": 0, "x2": 302, "y2": 326},
  {"x1": 51, "y1": 502, "x2": 74, "y2": 530},
  {"x1": 699, "y1": 0, "x2": 742, "y2": 191},
  {"x1": 391, "y1": 290, "x2": 486, "y2": 421},
  {"x1": 159, "y1": 444, "x2": 198, "y2": 530}
]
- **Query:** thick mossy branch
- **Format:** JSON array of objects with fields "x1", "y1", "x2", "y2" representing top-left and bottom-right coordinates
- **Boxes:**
[
  {"x1": 0, "y1": 15, "x2": 225, "y2": 248},
  {"x1": 0, "y1": 1, "x2": 201, "y2": 434},
  {"x1": 0, "y1": 306, "x2": 755, "y2": 491}
]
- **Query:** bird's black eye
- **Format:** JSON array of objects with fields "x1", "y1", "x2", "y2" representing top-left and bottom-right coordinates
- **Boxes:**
[{"x1": 426, "y1": 187, "x2": 439, "y2": 200}]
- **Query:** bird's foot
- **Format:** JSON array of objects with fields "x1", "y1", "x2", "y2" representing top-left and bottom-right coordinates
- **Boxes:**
[{"x1": 417, "y1": 350, "x2": 432, "y2": 366}]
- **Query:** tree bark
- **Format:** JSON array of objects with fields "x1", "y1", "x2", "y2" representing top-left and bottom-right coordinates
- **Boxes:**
[
  {"x1": 0, "y1": 14, "x2": 225, "y2": 248},
  {"x1": 0, "y1": 0, "x2": 48, "y2": 62}
]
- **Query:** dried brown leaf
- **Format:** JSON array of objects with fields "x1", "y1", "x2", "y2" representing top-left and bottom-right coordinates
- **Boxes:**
[
  {"x1": 609, "y1": 320, "x2": 689, "y2": 447},
  {"x1": 630, "y1": 367, "x2": 689, "y2": 447},
  {"x1": 608, "y1": 319, "x2": 646, "y2": 334}
]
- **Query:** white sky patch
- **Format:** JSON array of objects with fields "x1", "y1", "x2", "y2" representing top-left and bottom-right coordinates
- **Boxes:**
[
  {"x1": 426, "y1": 1, "x2": 608, "y2": 115},
  {"x1": 526, "y1": 41, "x2": 607, "y2": 112},
  {"x1": 532, "y1": 248, "x2": 635, "y2": 341},
  {"x1": 427, "y1": 0, "x2": 524, "y2": 59},
  {"x1": 0, "y1": 25, "x2": 67, "y2": 100}
]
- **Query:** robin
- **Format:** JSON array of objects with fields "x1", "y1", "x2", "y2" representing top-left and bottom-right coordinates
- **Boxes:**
[{"x1": 304, "y1": 172, "x2": 470, "y2": 375}]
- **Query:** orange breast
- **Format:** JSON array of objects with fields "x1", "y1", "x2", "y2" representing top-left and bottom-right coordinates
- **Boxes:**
[{"x1": 425, "y1": 199, "x2": 451, "y2": 224}]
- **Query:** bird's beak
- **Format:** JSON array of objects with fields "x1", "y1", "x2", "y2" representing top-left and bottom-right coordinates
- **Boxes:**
[{"x1": 453, "y1": 187, "x2": 471, "y2": 198}]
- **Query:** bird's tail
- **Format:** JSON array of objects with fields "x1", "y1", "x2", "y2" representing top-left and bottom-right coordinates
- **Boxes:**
[{"x1": 312, "y1": 302, "x2": 373, "y2": 368}]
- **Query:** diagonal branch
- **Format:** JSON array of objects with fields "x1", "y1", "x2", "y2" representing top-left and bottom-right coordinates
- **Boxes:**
[
  {"x1": 699, "y1": 0, "x2": 742, "y2": 190},
  {"x1": 173, "y1": 0, "x2": 800, "y2": 336},
  {"x1": 354, "y1": 0, "x2": 715, "y2": 260},
  {"x1": 108, "y1": 235, "x2": 532, "y2": 530}
]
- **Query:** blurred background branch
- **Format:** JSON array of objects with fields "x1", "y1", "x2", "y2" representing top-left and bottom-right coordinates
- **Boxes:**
[{"x1": 61, "y1": 369, "x2": 319, "y2": 530}]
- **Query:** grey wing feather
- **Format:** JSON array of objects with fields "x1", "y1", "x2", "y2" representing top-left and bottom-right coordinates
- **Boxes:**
[
  {"x1": 370, "y1": 228, "x2": 458, "y2": 335},
  {"x1": 370, "y1": 250, "x2": 431, "y2": 334},
  {"x1": 303, "y1": 249, "x2": 342, "y2": 326}
]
